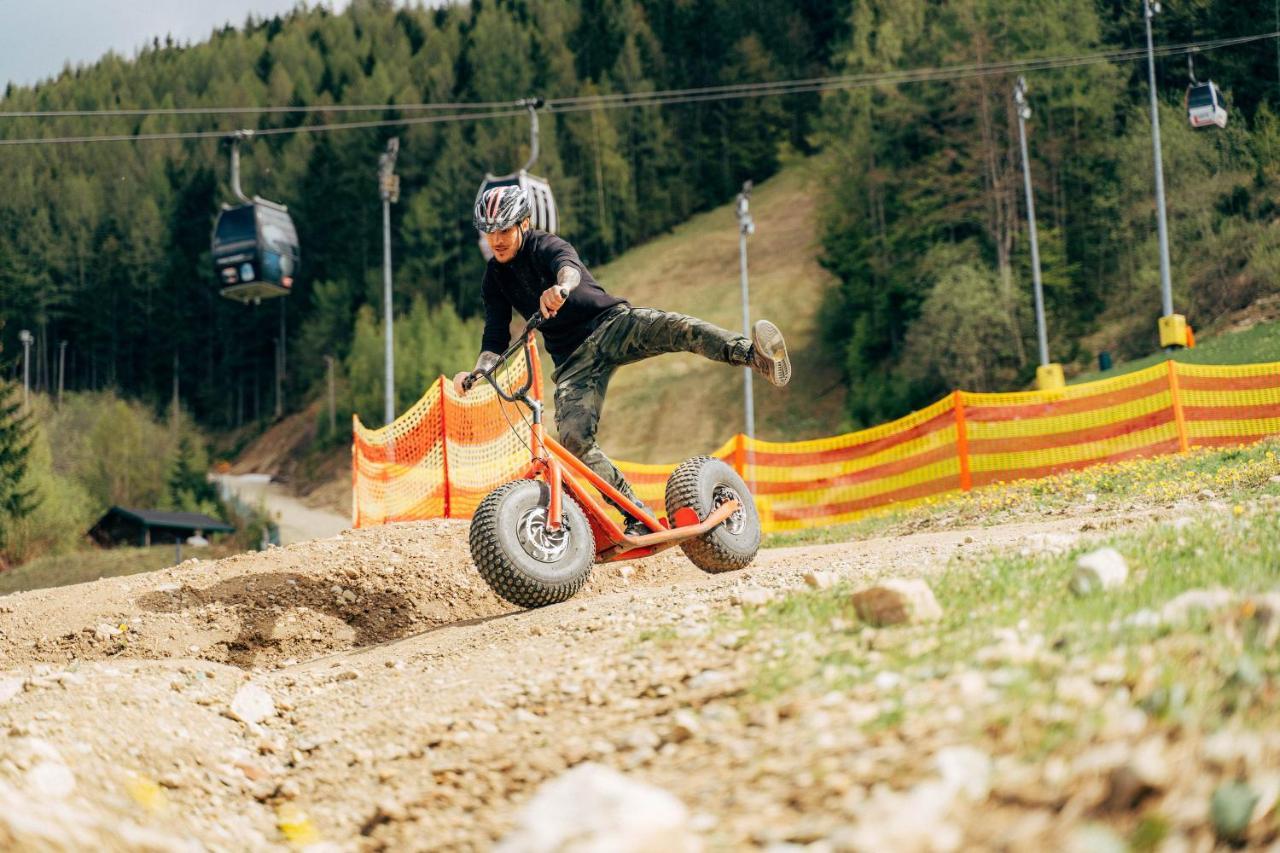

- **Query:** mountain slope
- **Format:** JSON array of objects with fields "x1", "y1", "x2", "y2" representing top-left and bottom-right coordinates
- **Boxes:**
[{"x1": 586, "y1": 158, "x2": 844, "y2": 464}]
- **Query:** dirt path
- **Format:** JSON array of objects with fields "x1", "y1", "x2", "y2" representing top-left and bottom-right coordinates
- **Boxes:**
[
  {"x1": 0, "y1": 511, "x2": 1151, "y2": 849},
  {"x1": 217, "y1": 473, "x2": 350, "y2": 546}
]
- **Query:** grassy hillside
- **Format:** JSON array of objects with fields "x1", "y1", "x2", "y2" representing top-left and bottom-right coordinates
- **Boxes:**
[
  {"x1": 1072, "y1": 296, "x2": 1280, "y2": 385},
  {"x1": 584, "y1": 157, "x2": 845, "y2": 464}
]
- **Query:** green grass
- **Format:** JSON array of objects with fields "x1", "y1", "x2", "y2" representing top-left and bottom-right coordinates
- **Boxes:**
[
  {"x1": 0, "y1": 544, "x2": 234, "y2": 596},
  {"x1": 646, "y1": 492, "x2": 1280, "y2": 763},
  {"x1": 763, "y1": 437, "x2": 1280, "y2": 549},
  {"x1": 1072, "y1": 317, "x2": 1280, "y2": 385}
]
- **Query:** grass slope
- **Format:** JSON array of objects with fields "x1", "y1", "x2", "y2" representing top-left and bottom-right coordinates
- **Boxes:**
[
  {"x1": 584, "y1": 157, "x2": 844, "y2": 464},
  {"x1": 1072, "y1": 306, "x2": 1280, "y2": 385}
]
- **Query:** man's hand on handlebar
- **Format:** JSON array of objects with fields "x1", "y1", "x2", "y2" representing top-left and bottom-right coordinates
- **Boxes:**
[
  {"x1": 539, "y1": 285, "x2": 569, "y2": 318},
  {"x1": 452, "y1": 371, "x2": 478, "y2": 396}
]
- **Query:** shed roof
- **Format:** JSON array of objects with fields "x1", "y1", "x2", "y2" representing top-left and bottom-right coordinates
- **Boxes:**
[{"x1": 97, "y1": 507, "x2": 234, "y2": 533}]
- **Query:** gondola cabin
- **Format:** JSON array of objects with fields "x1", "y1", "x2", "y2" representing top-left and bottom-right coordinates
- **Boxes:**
[
  {"x1": 213, "y1": 200, "x2": 300, "y2": 303},
  {"x1": 475, "y1": 171, "x2": 558, "y2": 261},
  {"x1": 1186, "y1": 81, "x2": 1227, "y2": 130}
]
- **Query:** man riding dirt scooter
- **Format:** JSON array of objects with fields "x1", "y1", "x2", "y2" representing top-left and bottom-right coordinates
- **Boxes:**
[{"x1": 454, "y1": 185, "x2": 792, "y2": 537}]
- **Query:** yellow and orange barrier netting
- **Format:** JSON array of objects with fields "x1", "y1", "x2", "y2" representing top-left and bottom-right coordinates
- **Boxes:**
[{"x1": 353, "y1": 354, "x2": 1280, "y2": 533}]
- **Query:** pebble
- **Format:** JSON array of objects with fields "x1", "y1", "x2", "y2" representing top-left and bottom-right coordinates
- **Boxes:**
[
  {"x1": 850, "y1": 579, "x2": 943, "y2": 626},
  {"x1": 228, "y1": 683, "x2": 276, "y2": 726},
  {"x1": 496, "y1": 763, "x2": 698, "y2": 852},
  {"x1": 803, "y1": 570, "x2": 836, "y2": 590},
  {"x1": 1069, "y1": 548, "x2": 1128, "y2": 595}
]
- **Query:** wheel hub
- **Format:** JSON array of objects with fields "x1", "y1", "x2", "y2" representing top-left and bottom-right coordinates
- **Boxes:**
[
  {"x1": 712, "y1": 484, "x2": 746, "y2": 535},
  {"x1": 516, "y1": 506, "x2": 571, "y2": 562}
]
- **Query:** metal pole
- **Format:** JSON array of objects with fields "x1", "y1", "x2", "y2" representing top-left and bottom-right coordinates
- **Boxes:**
[
  {"x1": 1144, "y1": 0, "x2": 1175, "y2": 319},
  {"x1": 57, "y1": 340, "x2": 66, "y2": 407},
  {"x1": 736, "y1": 182, "x2": 756, "y2": 439},
  {"x1": 379, "y1": 138, "x2": 400, "y2": 427},
  {"x1": 274, "y1": 300, "x2": 285, "y2": 420},
  {"x1": 324, "y1": 355, "x2": 336, "y2": 437},
  {"x1": 1015, "y1": 78, "x2": 1050, "y2": 367},
  {"x1": 18, "y1": 329, "x2": 32, "y2": 410}
]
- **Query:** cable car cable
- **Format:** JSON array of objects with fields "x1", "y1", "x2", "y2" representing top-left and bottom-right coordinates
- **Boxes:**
[{"x1": 1, "y1": 30, "x2": 1275, "y2": 146}]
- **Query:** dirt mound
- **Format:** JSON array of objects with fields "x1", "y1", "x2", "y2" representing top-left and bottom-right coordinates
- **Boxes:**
[{"x1": 0, "y1": 521, "x2": 700, "y2": 672}]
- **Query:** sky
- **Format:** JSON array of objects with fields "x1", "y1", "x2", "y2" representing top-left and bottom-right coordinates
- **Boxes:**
[{"x1": 0, "y1": 1, "x2": 351, "y2": 90}]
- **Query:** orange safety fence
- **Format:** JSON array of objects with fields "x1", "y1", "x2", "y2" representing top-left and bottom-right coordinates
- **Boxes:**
[{"x1": 353, "y1": 356, "x2": 1280, "y2": 533}]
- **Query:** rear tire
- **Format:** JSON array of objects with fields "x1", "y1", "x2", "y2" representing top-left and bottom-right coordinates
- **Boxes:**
[
  {"x1": 469, "y1": 480, "x2": 595, "y2": 608},
  {"x1": 664, "y1": 456, "x2": 760, "y2": 573}
]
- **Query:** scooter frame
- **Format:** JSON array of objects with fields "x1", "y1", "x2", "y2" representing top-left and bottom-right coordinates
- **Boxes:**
[{"x1": 470, "y1": 315, "x2": 742, "y2": 564}]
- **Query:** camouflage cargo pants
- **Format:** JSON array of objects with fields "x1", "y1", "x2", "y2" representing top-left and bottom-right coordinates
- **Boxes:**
[{"x1": 552, "y1": 306, "x2": 752, "y2": 515}]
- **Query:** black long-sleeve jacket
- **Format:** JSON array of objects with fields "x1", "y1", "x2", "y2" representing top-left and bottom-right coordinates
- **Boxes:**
[{"x1": 479, "y1": 230, "x2": 627, "y2": 366}]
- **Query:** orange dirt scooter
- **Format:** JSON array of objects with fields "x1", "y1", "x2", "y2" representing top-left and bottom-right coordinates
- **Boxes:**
[{"x1": 464, "y1": 314, "x2": 760, "y2": 609}]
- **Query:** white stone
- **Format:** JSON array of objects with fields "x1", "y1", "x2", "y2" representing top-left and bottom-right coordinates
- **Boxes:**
[
  {"x1": 27, "y1": 762, "x2": 75, "y2": 799},
  {"x1": 935, "y1": 746, "x2": 992, "y2": 801},
  {"x1": 1070, "y1": 548, "x2": 1128, "y2": 595},
  {"x1": 734, "y1": 588, "x2": 774, "y2": 608},
  {"x1": 0, "y1": 677, "x2": 23, "y2": 704},
  {"x1": 495, "y1": 762, "x2": 698, "y2": 853},
  {"x1": 228, "y1": 683, "x2": 275, "y2": 726},
  {"x1": 1161, "y1": 588, "x2": 1235, "y2": 622},
  {"x1": 851, "y1": 579, "x2": 943, "y2": 626}
]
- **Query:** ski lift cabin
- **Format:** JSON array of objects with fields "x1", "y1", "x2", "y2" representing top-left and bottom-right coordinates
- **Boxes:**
[
  {"x1": 1186, "y1": 81, "x2": 1227, "y2": 130},
  {"x1": 476, "y1": 99, "x2": 558, "y2": 260},
  {"x1": 213, "y1": 200, "x2": 300, "y2": 302},
  {"x1": 212, "y1": 131, "x2": 301, "y2": 303}
]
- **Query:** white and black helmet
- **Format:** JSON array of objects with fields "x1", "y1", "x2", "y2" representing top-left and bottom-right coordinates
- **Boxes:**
[{"x1": 474, "y1": 185, "x2": 531, "y2": 233}]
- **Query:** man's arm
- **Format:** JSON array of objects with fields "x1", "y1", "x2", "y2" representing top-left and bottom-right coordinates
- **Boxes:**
[
  {"x1": 457, "y1": 271, "x2": 512, "y2": 394},
  {"x1": 537, "y1": 233, "x2": 585, "y2": 316}
]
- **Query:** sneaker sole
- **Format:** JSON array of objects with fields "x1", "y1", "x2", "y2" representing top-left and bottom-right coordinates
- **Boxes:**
[{"x1": 752, "y1": 320, "x2": 791, "y2": 387}]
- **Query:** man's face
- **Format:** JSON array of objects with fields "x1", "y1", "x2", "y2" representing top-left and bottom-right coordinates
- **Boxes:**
[{"x1": 485, "y1": 221, "x2": 526, "y2": 263}]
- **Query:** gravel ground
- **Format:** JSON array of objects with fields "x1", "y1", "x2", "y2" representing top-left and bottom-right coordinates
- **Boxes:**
[{"x1": 0, "y1": 509, "x2": 1240, "y2": 851}]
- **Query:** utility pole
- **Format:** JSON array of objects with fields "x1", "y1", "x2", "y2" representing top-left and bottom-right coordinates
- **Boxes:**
[
  {"x1": 379, "y1": 137, "x2": 401, "y2": 426},
  {"x1": 1014, "y1": 78, "x2": 1063, "y2": 391},
  {"x1": 324, "y1": 354, "x2": 337, "y2": 438},
  {"x1": 275, "y1": 300, "x2": 285, "y2": 419},
  {"x1": 18, "y1": 329, "x2": 32, "y2": 410},
  {"x1": 736, "y1": 181, "x2": 756, "y2": 439},
  {"x1": 57, "y1": 340, "x2": 66, "y2": 407},
  {"x1": 1144, "y1": 0, "x2": 1187, "y2": 350}
]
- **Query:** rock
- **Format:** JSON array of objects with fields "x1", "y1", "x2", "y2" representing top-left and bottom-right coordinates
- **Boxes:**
[
  {"x1": 667, "y1": 710, "x2": 701, "y2": 744},
  {"x1": 837, "y1": 780, "x2": 962, "y2": 852},
  {"x1": 1161, "y1": 588, "x2": 1235, "y2": 623},
  {"x1": 228, "y1": 683, "x2": 275, "y2": 726},
  {"x1": 934, "y1": 746, "x2": 992, "y2": 801},
  {"x1": 734, "y1": 587, "x2": 774, "y2": 608},
  {"x1": 1064, "y1": 823, "x2": 1126, "y2": 853},
  {"x1": 0, "y1": 677, "x2": 22, "y2": 705},
  {"x1": 94, "y1": 623, "x2": 123, "y2": 641},
  {"x1": 27, "y1": 762, "x2": 75, "y2": 798},
  {"x1": 850, "y1": 579, "x2": 943, "y2": 626},
  {"x1": 495, "y1": 762, "x2": 698, "y2": 853},
  {"x1": 803, "y1": 570, "x2": 835, "y2": 590},
  {"x1": 617, "y1": 565, "x2": 636, "y2": 583},
  {"x1": 1210, "y1": 781, "x2": 1259, "y2": 843},
  {"x1": 1069, "y1": 548, "x2": 1128, "y2": 595}
]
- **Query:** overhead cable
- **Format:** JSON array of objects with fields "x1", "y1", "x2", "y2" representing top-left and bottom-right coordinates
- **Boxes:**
[{"x1": 0, "y1": 30, "x2": 1274, "y2": 146}]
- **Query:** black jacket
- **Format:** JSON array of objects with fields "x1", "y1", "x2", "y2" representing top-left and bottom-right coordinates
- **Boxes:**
[{"x1": 480, "y1": 230, "x2": 627, "y2": 366}]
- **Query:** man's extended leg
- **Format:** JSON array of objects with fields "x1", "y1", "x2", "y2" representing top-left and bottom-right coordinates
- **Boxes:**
[{"x1": 596, "y1": 307, "x2": 791, "y2": 386}]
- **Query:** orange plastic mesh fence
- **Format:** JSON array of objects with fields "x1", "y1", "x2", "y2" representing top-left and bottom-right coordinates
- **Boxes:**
[{"x1": 353, "y1": 359, "x2": 1280, "y2": 533}]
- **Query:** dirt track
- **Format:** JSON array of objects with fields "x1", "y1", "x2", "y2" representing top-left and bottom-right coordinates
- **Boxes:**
[{"x1": 0, "y1": 513, "x2": 1147, "y2": 850}]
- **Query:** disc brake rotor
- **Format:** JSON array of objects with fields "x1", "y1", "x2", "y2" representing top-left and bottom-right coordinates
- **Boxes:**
[
  {"x1": 712, "y1": 484, "x2": 746, "y2": 536},
  {"x1": 516, "y1": 505, "x2": 571, "y2": 562}
]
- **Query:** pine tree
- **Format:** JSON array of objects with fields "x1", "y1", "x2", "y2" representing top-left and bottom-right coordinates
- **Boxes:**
[{"x1": 0, "y1": 368, "x2": 36, "y2": 548}]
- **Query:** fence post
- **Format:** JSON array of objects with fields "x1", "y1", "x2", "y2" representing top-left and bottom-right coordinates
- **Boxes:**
[
  {"x1": 953, "y1": 390, "x2": 973, "y2": 491},
  {"x1": 350, "y1": 416, "x2": 359, "y2": 528},
  {"x1": 733, "y1": 433, "x2": 747, "y2": 480},
  {"x1": 1167, "y1": 360, "x2": 1190, "y2": 453},
  {"x1": 438, "y1": 375, "x2": 453, "y2": 518}
]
